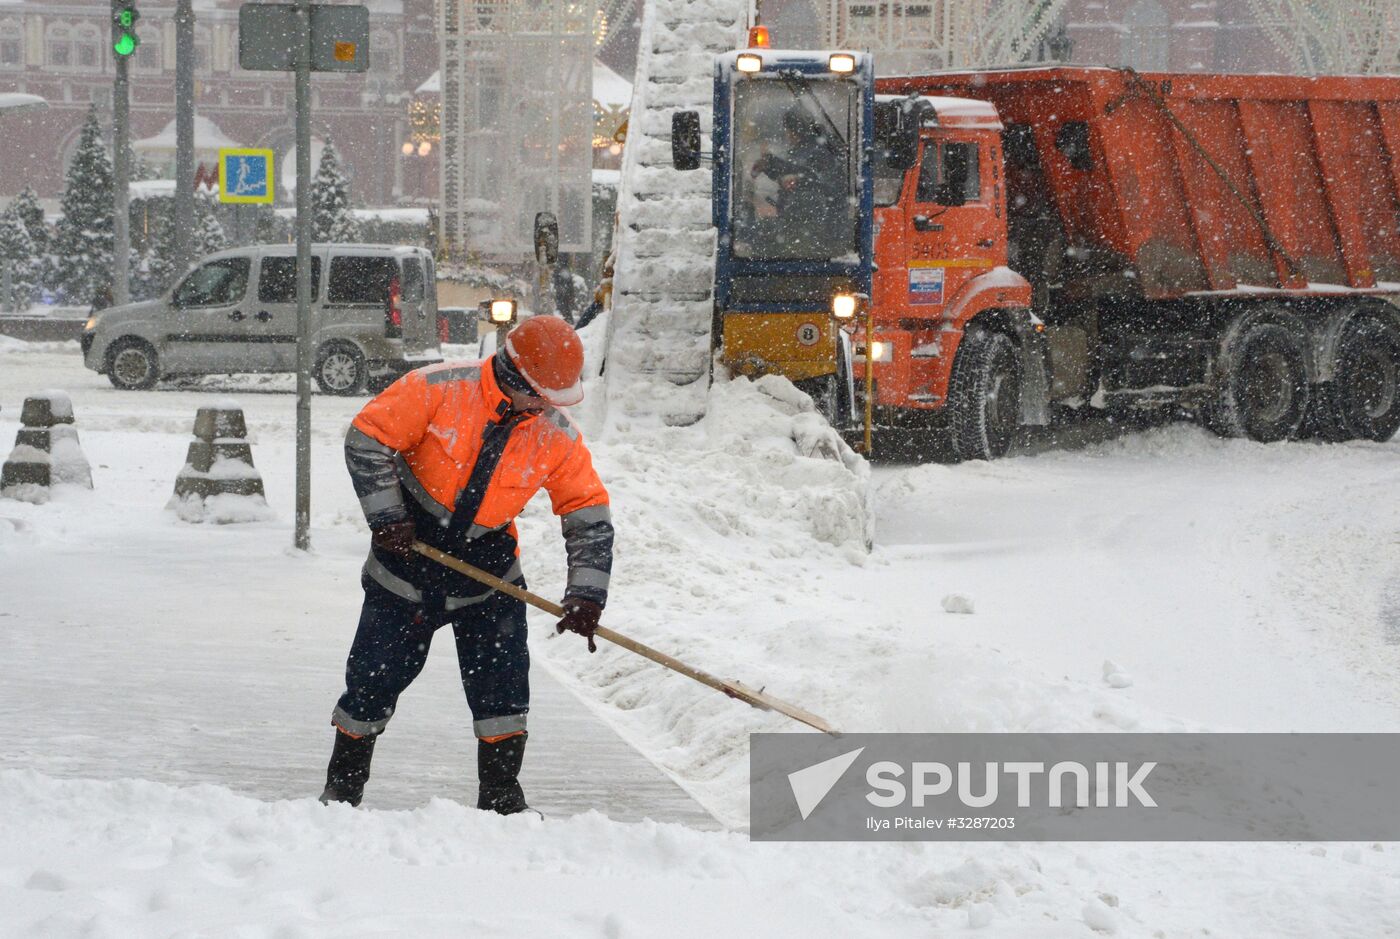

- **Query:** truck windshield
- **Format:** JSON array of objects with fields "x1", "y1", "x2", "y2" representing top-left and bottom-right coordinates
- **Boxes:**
[{"x1": 730, "y1": 78, "x2": 858, "y2": 261}]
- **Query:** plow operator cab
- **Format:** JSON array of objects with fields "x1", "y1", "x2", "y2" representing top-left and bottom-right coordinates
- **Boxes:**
[{"x1": 673, "y1": 48, "x2": 876, "y2": 427}]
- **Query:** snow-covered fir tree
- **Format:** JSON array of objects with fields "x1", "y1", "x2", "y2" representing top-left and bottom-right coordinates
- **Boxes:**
[
  {"x1": 132, "y1": 198, "x2": 175, "y2": 301},
  {"x1": 193, "y1": 193, "x2": 228, "y2": 258},
  {"x1": 133, "y1": 194, "x2": 229, "y2": 300},
  {"x1": 50, "y1": 107, "x2": 115, "y2": 305},
  {"x1": 0, "y1": 203, "x2": 39, "y2": 310},
  {"x1": 311, "y1": 141, "x2": 360, "y2": 243},
  {"x1": 10, "y1": 187, "x2": 48, "y2": 260},
  {"x1": 254, "y1": 207, "x2": 290, "y2": 245}
]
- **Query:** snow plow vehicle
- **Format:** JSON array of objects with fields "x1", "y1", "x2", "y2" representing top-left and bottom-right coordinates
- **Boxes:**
[{"x1": 674, "y1": 54, "x2": 1400, "y2": 459}]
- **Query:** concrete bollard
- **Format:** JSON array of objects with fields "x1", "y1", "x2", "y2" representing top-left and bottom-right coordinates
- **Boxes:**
[
  {"x1": 168, "y1": 401, "x2": 271, "y2": 523},
  {"x1": 1, "y1": 391, "x2": 93, "y2": 503}
]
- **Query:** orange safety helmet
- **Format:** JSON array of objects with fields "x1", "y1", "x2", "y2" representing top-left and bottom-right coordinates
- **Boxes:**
[{"x1": 503, "y1": 315, "x2": 585, "y2": 407}]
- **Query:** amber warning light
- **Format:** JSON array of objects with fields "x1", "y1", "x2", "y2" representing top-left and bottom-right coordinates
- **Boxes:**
[{"x1": 748, "y1": 25, "x2": 770, "y2": 48}]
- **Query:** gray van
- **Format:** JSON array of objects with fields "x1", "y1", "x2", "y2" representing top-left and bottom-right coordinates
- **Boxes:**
[{"x1": 81, "y1": 243, "x2": 441, "y2": 394}]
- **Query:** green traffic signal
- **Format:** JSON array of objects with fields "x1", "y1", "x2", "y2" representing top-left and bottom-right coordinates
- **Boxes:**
[{"x1": 113, "y1": 3, "x2": 139, "y2": 57}]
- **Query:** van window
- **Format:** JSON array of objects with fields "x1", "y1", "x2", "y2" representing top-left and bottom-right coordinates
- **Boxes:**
[
  {"x1": 174, "y1": 257, "x2": 249, "y2": 307},
  {"x1": 327, "y1": 256, "x2": 398, "y2": 305},
  {"x1": 401, "y1": 257, "x2": 425, "y2": 302},
  {"x1": 258, "y1": 256, "x2": 323, "y2": 303}
]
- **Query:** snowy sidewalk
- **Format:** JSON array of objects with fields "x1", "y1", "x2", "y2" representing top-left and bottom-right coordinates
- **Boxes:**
[
  {"x1": 0, "y1": 353, "x2": 715, "y2": 827},
  {"x1": 0, "y1": 514, "x2": 715, "y2": 827}
]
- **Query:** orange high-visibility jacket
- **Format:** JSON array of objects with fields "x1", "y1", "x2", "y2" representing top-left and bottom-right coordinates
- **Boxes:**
[{"x1": 344, "y1": 357, "x2": 613, "y2": 606}]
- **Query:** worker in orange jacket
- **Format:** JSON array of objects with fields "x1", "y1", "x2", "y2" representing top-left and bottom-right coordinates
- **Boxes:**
[{"x1": 320, "y1": 315, "x2": 613, "y2": 814}]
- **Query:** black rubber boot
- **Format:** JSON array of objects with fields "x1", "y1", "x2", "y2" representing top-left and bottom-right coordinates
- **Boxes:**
[
  {"x1": 477, "y1": 732, "x2": 534, "y2": 816},
  {"x1": 319, "y1": 729, "x2": 376, "y2": 807}
]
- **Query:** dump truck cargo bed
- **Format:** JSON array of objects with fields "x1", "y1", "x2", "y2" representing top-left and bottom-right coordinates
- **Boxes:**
[{"x1": 878, "y1": 67, "x2": 1400, "y2": 301}]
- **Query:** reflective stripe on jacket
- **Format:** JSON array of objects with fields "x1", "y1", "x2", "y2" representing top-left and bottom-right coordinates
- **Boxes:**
[{"x1": 345, "y1": 356, "x2": 613, "y2": 606}]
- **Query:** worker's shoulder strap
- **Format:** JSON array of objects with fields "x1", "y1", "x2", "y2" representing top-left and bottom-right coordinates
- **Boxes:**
[{"x1": 444, "y1": 399, "x2": 528, "y2": 545}]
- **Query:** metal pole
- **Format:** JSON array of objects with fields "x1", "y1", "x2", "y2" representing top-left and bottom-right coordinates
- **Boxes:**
[
  {"x1": 112, "y1": 2, "x2": 130, "y2": 306},
  {"x1": 863, "y1": 313, "x2": 874, "y2": 454},
  {"x1": 173, "y1": 0, "x2": 195, "y2": 277},
  {"x1": 293, "y1": 0, "x2": 313, "y2": 551}
]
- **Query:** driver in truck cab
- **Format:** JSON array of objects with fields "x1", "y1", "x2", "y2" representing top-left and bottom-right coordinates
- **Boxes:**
[{"x1": 747, "y1": 108, "x2": 847, "y2": 256}]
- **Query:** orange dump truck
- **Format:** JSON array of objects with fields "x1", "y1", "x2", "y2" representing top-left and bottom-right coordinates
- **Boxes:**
[{"x1": 867, "y1": 67, "x2": 1400, "y2": 458}]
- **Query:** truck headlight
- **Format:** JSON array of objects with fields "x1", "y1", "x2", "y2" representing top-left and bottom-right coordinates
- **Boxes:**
[
  {"x1": 736, "y1": 53, "x2": 762, "y2": 74},
  {"x1": 488, "y1": 299, "x2": 517, "y2": 324},
  {"x1": 828, "y1": 53, "x2": 856, "y2": 74},
  {"x1": 84, "y1": 316, "x2": 97, "y2": 332},
  {"x1": 870, "y1": 340, "x2": 890, "y2": 362},
  {"x1": 831, "y1": 293, "x2": 858, "y2": 320}
]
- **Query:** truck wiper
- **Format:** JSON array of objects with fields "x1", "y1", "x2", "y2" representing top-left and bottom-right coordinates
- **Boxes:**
[{"x1": 779, "y1": 72, "x2": 849, "y2": 157}]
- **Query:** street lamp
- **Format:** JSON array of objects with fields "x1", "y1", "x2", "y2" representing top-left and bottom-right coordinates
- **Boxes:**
[{"x1": 482, "y1": 298, "x2": 518, "y2": 354}]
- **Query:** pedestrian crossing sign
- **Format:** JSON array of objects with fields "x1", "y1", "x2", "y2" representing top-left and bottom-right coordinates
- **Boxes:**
[{"x1": 218, "y1": 148, "x2": 275, "y2": 204}]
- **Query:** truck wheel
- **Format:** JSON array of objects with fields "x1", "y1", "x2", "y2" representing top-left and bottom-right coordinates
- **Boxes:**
[
  {"x1": 804, "y1": 373, "x2": 854, "y2": 430},
  {"x1": 315, "y1": 343, "x2": 367, "y2": 396},
  {"x1": 1209, "y1": 322, "x2": 1309, "y2": 442},
  {"x1": 948, "y1": 329, "x2": 1021, "y2": 461},
  {"x1": 106, "y1": 339, "x2": 160, "y2": 391},
  {"x1": 1316, "y1": 315, "x2": 1400, "y2": 442}
]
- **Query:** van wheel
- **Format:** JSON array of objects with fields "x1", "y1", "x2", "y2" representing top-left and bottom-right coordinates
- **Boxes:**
[
  {"x1": 107, "y1": 339, "x2": 159, "y2": 391},
  {"x1": 1207, "y1": 322, "x2": 1309, "y2": 442},
  {"x1": 1314, "y1": 315, "x2": 1400, "y2": 442},
  {"x1": 315, "y1": 343, "x2": 366, "y2": 396},
  {"x1": 948, "y1": 329, "x2": 1021, "y2": 461}
]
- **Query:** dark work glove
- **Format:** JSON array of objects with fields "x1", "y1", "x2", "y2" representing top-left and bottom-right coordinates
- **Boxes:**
[
  {"x1": 556, "y1": 598, "x2": 604, "y2": 653},
  {"x1": 370, "y1": 519, "x2": 417, "y2": 558}
]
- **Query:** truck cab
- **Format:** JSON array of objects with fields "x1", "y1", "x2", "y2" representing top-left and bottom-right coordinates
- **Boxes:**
[
  {"x1": 867, "y1": 95, "x2": 1030, "y2": 415},
  {"x1": 680, "y1": 49, "x2": 876, "y2": 423}
]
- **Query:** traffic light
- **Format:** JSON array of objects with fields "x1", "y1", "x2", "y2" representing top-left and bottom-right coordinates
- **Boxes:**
[{"x1": 112, "y1": 3, "x2": 140, "y2": 58}]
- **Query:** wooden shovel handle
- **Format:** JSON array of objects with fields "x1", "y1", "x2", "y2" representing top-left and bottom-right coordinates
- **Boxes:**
[{"x1": 411, "y1": 542, "x2": 839, "y2": 735}]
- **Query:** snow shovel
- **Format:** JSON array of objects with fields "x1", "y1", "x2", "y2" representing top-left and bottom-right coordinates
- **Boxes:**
[{"x1": 412, "y1": 542, "x2": 839, "y2": 735}]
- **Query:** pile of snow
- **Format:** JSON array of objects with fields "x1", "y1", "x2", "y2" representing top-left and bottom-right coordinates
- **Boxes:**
[
  {"x1": 0, "y1": 335, "x2": 81, "y2": 355},
  {"x1": 168, "y1": 490, "x2": 275, "y2": 525},
  {"x1": 34, "y1": 389, "x2": 74, "y2": 421},
  {"x1": 5, "y1": 768, "x2": 1399, "y2": 938},
  {"x1": 0, "y1": 514, "x2": 34, "y2": 546}
]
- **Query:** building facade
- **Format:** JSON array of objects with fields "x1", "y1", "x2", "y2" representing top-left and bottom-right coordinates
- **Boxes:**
[
  {"x1": 0, "y1": 0, "x2": 440, "y2": 204},
  {"x1": 755, "y1": 0, "x2": 1291, "y2": 73},
  {"x1": 1064, "y1": 0, "x2": 1289, "y2": 74}
]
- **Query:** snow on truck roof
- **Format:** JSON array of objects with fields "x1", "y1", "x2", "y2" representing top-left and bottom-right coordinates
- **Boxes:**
[
  {"x1": 715, "y1": 49, "x2": 871, "y2": 69},
  {"x1": 875, "y1": 93, "x2": 1002, "y2": 130}
]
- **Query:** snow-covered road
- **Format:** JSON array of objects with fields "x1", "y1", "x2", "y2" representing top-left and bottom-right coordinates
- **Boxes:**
[
  {"x1": 868, "y1": 430, "x2": 1400, "y2": 733},
  {"x1": 4, "y1": 340, "x2": 1400, "y2": 937}
]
